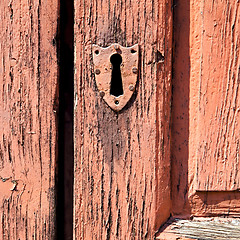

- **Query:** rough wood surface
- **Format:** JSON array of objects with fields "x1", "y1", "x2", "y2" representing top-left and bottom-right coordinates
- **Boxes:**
[
  {"x1": 191, "y1": 191, "x2": 240, "y2": 217},
  {"x1": 158, "y1": 217, "x2": 240, "y2": 240},
  {"x1": 171, "y1": 0, "x2": 191, "y2": 216},
  {"x1": 189, "y1": 0, "x2": 240, "y2": 191},
  {"x1": 0, "y1": 0, "x2": 58, "y2": 239},
  {"x1": 172, "y1": 0, "x2": 240, "y2": 217},
  {"x1": 74, "y1": 0, "x2": 172, "y2": 239}
]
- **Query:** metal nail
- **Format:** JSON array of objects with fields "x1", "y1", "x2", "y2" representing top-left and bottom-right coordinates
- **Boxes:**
[
  {"x1": 114, "y1": 44, "x2": 120, "y2": 50},
  {"x1": 95, "y1": 69, "x2": 101, "y2": 75},
  {"x1": 99, "y1": 91, "x2": 105, "y2": 97},
  {"x1": 132, "y1": 67, "x2": 138, "y2": 74},
  {"x1": 129, "y1": 85, "x2": 134, "y2": 91}
]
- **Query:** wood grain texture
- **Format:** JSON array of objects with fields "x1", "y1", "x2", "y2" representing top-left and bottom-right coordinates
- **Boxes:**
[
  {"x1": 171, "y1": 0, "x2": 190, "y2": 216},
  {"x1": 0, "y1": 0, "x2": 58, "y2": 239},
  {"x1": 189, "y1": 0, "x2": 240, "y2": 192},
  {"x1": 74, "y1": 0, "x2": 172, "y2": 239},
  {"x1": 171, "y1": 0, "x2": 240, "y2": 217},
  {"x1": 190, "y1": 191, "x2": 240, "y2": 217},
  {"x1": 158, "y1": 217, "x2": 240, "y2": 240}
]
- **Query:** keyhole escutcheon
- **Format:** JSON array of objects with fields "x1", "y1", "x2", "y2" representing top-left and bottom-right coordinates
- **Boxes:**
[{"x1": 110, "y1": 54, "x2": 123, "y2": 97}]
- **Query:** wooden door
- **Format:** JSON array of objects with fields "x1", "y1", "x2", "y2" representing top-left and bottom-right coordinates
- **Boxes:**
[
  {"x1": 73, "y1": 0, "x2": 172, "y2": 239},
  {"x1": 172, "y1": 0, "x2": 240, "y2": 217},
  {"x1": 1, "y1": 0, "x2": 239, "y2": 239},
  {"x1": 0, "y1": 0, "x2": 58, "y2": 239}
]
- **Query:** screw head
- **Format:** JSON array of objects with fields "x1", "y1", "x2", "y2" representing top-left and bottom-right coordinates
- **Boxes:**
[
  {"x1": 114, "y1": 44, "x2": 120, "y2": 50},
  {"x1": 132, "y1": 67, "x2": 138, "y2": 74},
  {"x1": 129, "y1": 85, "x2": 134, "y2": 91},
  {"x1": 95, "y1": 69, "x2": 101, "y2": 75},
  {"x1": 99, "y1": 91, "x2": 105, "y2": 97}
]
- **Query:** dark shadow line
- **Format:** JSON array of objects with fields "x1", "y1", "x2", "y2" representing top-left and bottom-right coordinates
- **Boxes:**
[{"x1": 57, "y1": 0, "x2": 74, "y2": 239}]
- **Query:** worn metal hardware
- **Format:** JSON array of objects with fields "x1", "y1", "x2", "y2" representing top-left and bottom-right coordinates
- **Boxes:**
[{"x1": 93, "y1": 43, "x2": 139, "y2": 112}]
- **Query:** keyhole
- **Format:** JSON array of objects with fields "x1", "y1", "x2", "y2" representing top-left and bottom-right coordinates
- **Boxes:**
[{"x1": 110, "y1": 54, "x2": 123, "y2": 97}]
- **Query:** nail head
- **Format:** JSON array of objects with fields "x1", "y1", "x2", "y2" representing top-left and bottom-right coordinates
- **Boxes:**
[
  {"x1": 99, "y1": 91, "x2": 105, "y2": 97},
  {"x1": 95, "y1": 69, "x2": 101, "y2": 75},
  {"x1": 114, "y1": 44, "x2": 120, "y2": 50},
  {"x1": 129, "y1": 85, "x2": 134, "y2": 91},
  {"x1": 132, "y1": 67, "x2": 138, "y2": 74}
]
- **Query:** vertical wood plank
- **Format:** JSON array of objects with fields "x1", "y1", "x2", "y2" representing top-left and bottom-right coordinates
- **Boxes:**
[
  {"x1": 188, "y1": 0, "x2": 240, "y2": 192},
  {"x1": 0, "y1": 0, "x2": 59, "y2": 239},
  {"x1": 171, "y1": 0, "x2": 240, "y2": 218},
  {"x1": 74, "y1": 0, "x2": 172, "y2": 239}
]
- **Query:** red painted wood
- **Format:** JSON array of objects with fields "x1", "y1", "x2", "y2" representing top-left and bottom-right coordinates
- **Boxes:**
[
  {"x1": 0, "y1": 0, "x2": 58, "y2": 239},
  {"x1": 171, "y1": 0, "x2": 190, "y2": 217},
  {"x1": 189, "y1": 0, "x2": 240, "y2": 191},
  {"x1": 172, "y1": 0, "x2": 240, "y2": 217},
  {"x1": 74, "y1": 0, "x2": 172, "y2": 238}
]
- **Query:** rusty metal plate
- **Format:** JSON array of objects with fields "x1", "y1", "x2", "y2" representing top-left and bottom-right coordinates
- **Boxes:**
[{"x1": 93, "y1": 43, "x2": 139, "y2": 112}]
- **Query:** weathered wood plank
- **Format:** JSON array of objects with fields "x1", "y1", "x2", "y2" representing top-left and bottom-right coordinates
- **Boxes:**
[
  {"x1": 74, "y1": 0, "x2": 172, "y2": 238},
  {"x1": 171, "y1": 0, "x2": 240, "y2": 218},
  {"x1": 0, "y1": 0, "x2": 58, "y2": 239},
  {"x1": 191, "y1": 191, "x2": 240, "y2": 217},
  {"x1": 171, "y1": 0, "x2": 191, "y2": 216},
  {"x1": 158, "y1": 218, "x2": 240, "y2": 240},
  {"x1": 189, "y1": 0, "x2": 240, "y2": 191}
]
